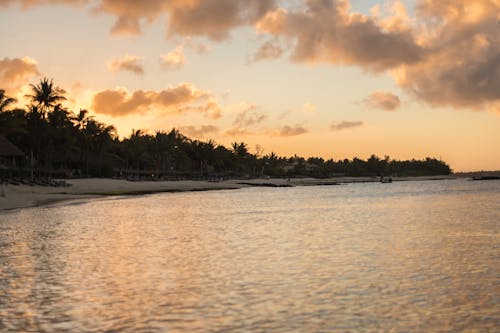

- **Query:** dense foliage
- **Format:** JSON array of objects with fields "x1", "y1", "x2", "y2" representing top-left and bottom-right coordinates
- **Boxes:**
[{"x1": 0, "y1": 79, "x2": 452, "y2": 179}]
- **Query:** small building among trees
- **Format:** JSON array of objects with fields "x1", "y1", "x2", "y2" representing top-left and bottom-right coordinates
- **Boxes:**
[{"x1": 0, "y1": 136, "x2": 24, "y2": 170}]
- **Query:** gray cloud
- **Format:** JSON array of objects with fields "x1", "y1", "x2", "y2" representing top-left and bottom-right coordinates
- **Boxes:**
[
  {"x1": 4, "y1": 0, "x2": 499, "y2": 112},
  {"x1": 363, "y1": 91, "x2": 401, "y2": 111},
  {"x1": 256, "y1": 0, "x2": 424, "y2": 72},
  {"x1": 94, "y1": 0, "x2": 167, "y2": 36},
  {"x1": 233, "y1": 104, "x2": 268, "y2": 127},
  {"x1": 167, "y1": 0, "x2": 276, "y2": 40},
  {"x1": 2, "y1": 0, "x2": 276, "y2": 39},
  {"x1": 330, "y1": 121, "x2": 363, "y2": 131},
  {"x1": 108, "y1": 55, "x2": 144, "y2": 75},
  {"x1": 394, "y1": 0, "x2": 500, "y2": 112},
  {"x1": 267, "y1": 124, "x2": 308, "y2": 137},
  {"x1": 256, "y1": 0, "x2": 500, "y2": 112},
  {"x1": 250, "y1": 40, "x2": 284, "y2": 62}
]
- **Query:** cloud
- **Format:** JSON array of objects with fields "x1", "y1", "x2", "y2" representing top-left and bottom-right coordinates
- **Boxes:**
[
  {"x1": 166, "y1": 0, "x2": 277, "y2": 40},
  {"x1": 330, "y1": 121, "x2": 363, "y2": 131},
  {"x1": 255, "y1": 0, "x2": 500, "y2": 112},
  {"x1": 256, "y1": 0, "x2": 424, "y2": 72},
  {"x1": 233, "y1": 103, "x2": 267, "y2": 127},
  {"x1": 363, "y1": 91, "x2": 401, "y2": 111},
  {"x1": 223, "y1": 122, "x2": 308, "y2": 138},
  {"x1": 267, "y1": 124, "x2": 308, "y2": 137},
  {"x1": 393, "y1": 0, "x2": 500, "y2": 112},
  {"x1": 176, "y1": 98, "x2": 222, "y2": 119},
  {"x1": 5, "y1": 0, "x2": 277, "y2": 39},
  {"x1": 0, "y1": 0, "x2": 162, "y2": 35},
  {"x1": 5, "y1": 0, "x2": 499, "y2": 113},
  {"x1": 0, "y1": 57, "x2": 40, "y2": 93},
  {"x1": 178, "y1": 125, "x2": 219, "y2": 138},
  {"x1": 107, "y1": 55, "x2": 144, "y2": 75},
  {"x1": 250, "y1": 40, "x2": 284, "y2": 62},
  {"x1": 2, "y1": 0, "x2": 277, "y2": 39},
  {"x1": 91, "y1": 0, "x2": 168, "y2": 36},
  {"x1": 91, "y1": 83, "x2": 221, "y2": 119},
  {"x1": 160, "y1": 45, "x2": 186, "y2": 69},
  {"x1": 223, "y1": 126, "x2": 255, "y2": 137}
]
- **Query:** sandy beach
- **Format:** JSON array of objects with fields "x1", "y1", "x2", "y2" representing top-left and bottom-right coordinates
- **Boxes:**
[
  {"x1": 0, "y1": 178, "x2": 243, "y2": 211},
  {"x1": 0, "y1": 176, "x2": 457, "y2": 211}
]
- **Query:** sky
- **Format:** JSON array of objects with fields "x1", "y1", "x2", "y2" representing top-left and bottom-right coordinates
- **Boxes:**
[{"x1": 0, "y1": 0, "x2": 499, "y2": 172}]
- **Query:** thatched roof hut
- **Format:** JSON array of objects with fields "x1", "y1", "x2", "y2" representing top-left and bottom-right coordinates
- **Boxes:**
[{"x1": 0, "y1": 136, "x2": 24, "y2": 157}]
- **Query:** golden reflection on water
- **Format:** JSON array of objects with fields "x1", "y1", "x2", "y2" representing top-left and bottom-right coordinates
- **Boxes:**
[{"x1": 0, "y1": 180, "x2": 499, "y2": 332}]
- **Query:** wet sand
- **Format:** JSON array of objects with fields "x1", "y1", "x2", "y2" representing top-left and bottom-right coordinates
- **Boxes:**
[{"x1": 0, "y1": 176, "x2": 456, "y2": 211}]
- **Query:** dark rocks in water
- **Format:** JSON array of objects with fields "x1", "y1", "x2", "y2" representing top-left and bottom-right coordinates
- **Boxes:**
[
  {"x1": 471, "y1": 176, "x2": 500, "y2": 181},
  {"x1": 238, "y1": 182, "x2": 293, "y2": 188},
  {"x1": 301, "y1": 181, "x2": 340, "y2": 186}
]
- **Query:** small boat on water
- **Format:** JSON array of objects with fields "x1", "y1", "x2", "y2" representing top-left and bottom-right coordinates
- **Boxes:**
[
  {"x1": 471, "y1": 175, "x2": 500, "y2": 181},
  {"x1": 380, "y1": 177, "x2": 392, "y2": 183}
]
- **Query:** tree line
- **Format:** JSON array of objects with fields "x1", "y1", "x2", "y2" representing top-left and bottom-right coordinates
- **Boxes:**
[{"x1": 0, "y1": 78, "x2": 452, "y2": 179}]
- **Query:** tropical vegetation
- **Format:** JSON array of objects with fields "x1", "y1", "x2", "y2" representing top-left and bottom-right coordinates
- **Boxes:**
[{"x1": 0, "y1": 79, "x2": 452, "y2": 179}]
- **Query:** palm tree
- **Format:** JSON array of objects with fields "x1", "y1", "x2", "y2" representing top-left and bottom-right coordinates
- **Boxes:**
[
  {"x1": 231, "y1": 142, "x2": 248, "y2": 157},
  {"x1": 82, "y1": 119, "x2": 116, "y2": 176},
  {"x1": 0, "y1": 90, "x2": 23, "y2": 136},
  {"x1": 73, "y1": 109, "x2": 92, "y2": 129},
  {"x1": 0, "y1": 89, "x2": 16, "y2": 113},
  {"x1": 26, "y1": 78, "x2": 66, "y2": 117}
]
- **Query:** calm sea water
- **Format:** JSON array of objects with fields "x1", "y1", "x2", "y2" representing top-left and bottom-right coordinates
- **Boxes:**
[{"x1": 0, "y1": 179, "x2": 499, "y2": 332}]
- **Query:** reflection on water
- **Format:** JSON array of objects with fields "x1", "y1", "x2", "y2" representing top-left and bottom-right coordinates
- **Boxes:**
[{"x1": 1, "y1": 179, "x2": 499, "y2": 332}]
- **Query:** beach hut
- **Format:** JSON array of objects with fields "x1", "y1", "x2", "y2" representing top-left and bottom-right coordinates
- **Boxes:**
[{"x1": 0, "y1": 136, "x2": 24, "y2": 169}]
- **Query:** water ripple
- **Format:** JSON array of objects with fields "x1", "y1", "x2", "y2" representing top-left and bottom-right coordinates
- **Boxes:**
[{"x1": 0, "y1": 179, "x2": 499, "y2": 332}]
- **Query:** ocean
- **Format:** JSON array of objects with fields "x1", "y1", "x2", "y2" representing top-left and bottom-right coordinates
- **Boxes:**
[{"x1": 1, "y1": 179, "x2": 499, "y2": 332}]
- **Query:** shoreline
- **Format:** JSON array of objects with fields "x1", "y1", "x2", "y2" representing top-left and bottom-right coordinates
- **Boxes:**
[
  {"x1": 0, "y1": 176, "x2": 457, "y2": 212},
  {"x1": 0, "y1": 178, "x2": 243, "y2": 212}
]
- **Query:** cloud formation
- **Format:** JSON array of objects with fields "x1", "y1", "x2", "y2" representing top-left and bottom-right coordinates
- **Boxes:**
[
  {"x1": 108, "y1": 55, "x2": 144, "y2": 75},
  {"x1": 91, "y1": 83, "x2": 221, "y2": 119},
  {"x1": 92, "y1": 0, "x2": 168, "y2": 36},
  {"x1": 233, "y1": 104, "x2": 267, "y2": 127},
  {"x1": 255, "y1": 0, "x2": 500, "y2": 112},
  {"x1": 223, "y1": 123, "x2": 308, "y2": 138},
  {"x1": 178, "y1": 125, "x2": 219, "y2": 138},
  {"x1": 250, "y1": 40, "x2": 284, "y2": 62},
  {"x1": 78, "y1": 0, "x2": 278, "y2": 38},
  {"x1": 4, "y1": 0, "x2": 278, "y2": 39},
  {"x1": 160, "y1": 45, "x2": 186, "y2": 69},
  {"x1": 330, "y1": 121, "x2": 363, "y2": 131},
  {"x1": 267, "y1": 124, "x2": 308, "y2": 137},
  {"x1": 166, "y1": 0, "x2": 276, "y2": 40},
  {"x1": 0, "y1": 57, "x2": 40, "y2": 93},
  {"x1": 393, "y1": 0, "x2": 500, "y2": 112},
  {"x1": 4, "y1": 0, "x2": 499, "y2": 112},
  {"x1": 223, "y1": 126, "x2": 255, "y2": 137},
  {"x1": 256, "y1": 0, "x2": 424, "y2": 71},
  {"x1": 363, "y1": 91, "x2": 401, "y2": 111}
]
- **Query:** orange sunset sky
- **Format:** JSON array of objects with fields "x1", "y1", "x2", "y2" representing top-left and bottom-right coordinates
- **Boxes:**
[{"x1": 1, "y1": 0, "x2": 499, "y2": 171}]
